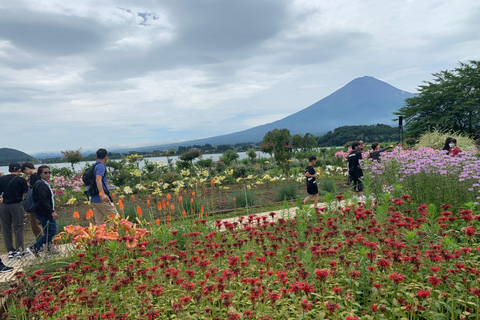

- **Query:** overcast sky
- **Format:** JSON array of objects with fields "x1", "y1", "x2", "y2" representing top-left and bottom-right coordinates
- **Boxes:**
[{"x1": 1, "y1": 0, "x2": 479, "y2": 155}]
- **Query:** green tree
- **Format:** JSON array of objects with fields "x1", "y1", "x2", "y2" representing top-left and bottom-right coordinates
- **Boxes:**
[
  {"x1": 246, "y1": 148, "x2": 257, "y2": 161},
  {"x1": 396, "y1": 60, "x2": 480, "y2": 138},
  {"x1": 260, "y1": 129, "x2": 293, "y2": 173},
  {"x1": 303, "y1": 133, "x2": 318, "y2": 151},
  {"x1": 220, "y1": 150, "x2": 239, "y2": 165},
  {"x1": 179, "y1": 149, "x2": 202, "y2": 162},
  {"x1": 61, "y1": 148, "x2": 83, "y2": 172}
]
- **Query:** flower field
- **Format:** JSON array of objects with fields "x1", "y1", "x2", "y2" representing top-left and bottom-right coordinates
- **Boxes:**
[
  {"x1": 4, "y1": 195, "x2": 480, "y2": 319},
  {"x1": 361, "y1": 148, "x2": 480, "y2": 209}
]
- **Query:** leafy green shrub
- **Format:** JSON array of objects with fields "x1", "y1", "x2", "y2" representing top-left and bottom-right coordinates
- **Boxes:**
[
  {"x1": 274, "y1": 184, "x2": 298, "y2": 201},
  {"x1": 175, "y1": 160, "x2": 192, "y2": 170},
  {"x1": 196, "y1": 158, "x2": 215, "y2": 169},
  {"x1": 51, "y1": 166, "x2": 75, "y2": 178},
  {"x1": 231, "y1": 190, "x2": 256, "y2": 208},
  {"x1": 162, "y1": 172, "x2": 181, "y2": 186},
  {"x1": 416, "y1": 128, "x2": 475, "y2": 150},
  {"x1": 321, "y1": 178, "x2": 337, "y2": 194}
]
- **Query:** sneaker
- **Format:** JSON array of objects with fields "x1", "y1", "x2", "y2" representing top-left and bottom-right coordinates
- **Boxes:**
[
  {"x1": 26, "y1": 246, "x2": 38, "y2": 258},
  {"x1": 15, "y1": 250, "x2": 24, "y2": 258},
  {"x1": 0, "y1": 264, "x2": 14, "y2": 273},
  {"x1": 8, "y1": 251, "x2": 15, "y2": 259}
]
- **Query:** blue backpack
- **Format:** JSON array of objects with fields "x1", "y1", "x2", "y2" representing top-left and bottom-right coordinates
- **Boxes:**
[{"x1": 23, "y1": 180, "x2": 42, "y2": 213}]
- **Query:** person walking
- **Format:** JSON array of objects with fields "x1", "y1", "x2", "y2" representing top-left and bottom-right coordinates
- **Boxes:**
[
  {"x1": 21, "y1": 162, "x2": 44, "y2": 239},
  {"x1": 0, "y1": 162, "x2": 28, "y2": 258},
  {"x1": 26, "y1": 165, "x2": 58, "y2": 257},
  {"x1": 90, "y1": 149, "x2": 116, "y2": 225},
  {"x1": 348, "y1": 142, "x2": 365, "y2": 200},
  {"x1": 301, "y1": 156, "x2": 319, "y2": 208}
]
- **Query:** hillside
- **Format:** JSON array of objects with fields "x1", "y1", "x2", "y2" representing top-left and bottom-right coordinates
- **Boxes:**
[
  {"x1": 0, "y1": 148, "x2": 35, "y2": 166},
  {"x1": 316, "y1": 124, "x2": 400, "y2": 147},
  {"x1": 128, "y1": 76, "x2": 413, "y2": 152}
]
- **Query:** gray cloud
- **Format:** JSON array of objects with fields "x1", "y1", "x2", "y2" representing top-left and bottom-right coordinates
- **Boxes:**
[
  {"x1": 0, "y1": 0, "x2": 479, "y2": 155},
  {"x1": 0, "y1": 10, "x2": 104, "y2": 57}
]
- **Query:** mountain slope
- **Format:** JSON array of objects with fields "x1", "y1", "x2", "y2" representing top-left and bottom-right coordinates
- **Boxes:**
[
  {"x1": 0, "y1": 148, "x2": 35, "y2": 166},
  {"x1": 124, "y1": 76, "x2": 414, "y2": 151}
]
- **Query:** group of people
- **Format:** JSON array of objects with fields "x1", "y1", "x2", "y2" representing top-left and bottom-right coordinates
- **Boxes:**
[
  {"x1": 301, "y1": 138, "x2": 464, "y2": 207},
  {"x1": 0, "y1": 163, "x2": 56, "y2": 272},
  {"x1": 0, "y1": 148, "x2": 115, "y2": 273}
]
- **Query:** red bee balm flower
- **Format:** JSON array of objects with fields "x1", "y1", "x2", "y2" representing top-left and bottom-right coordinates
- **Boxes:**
[
  {"x1": 417, "y1": 289, "x2": 431, "y2": 299},
  {"x1": 389, "y1": 273, "x2": 405, "y2": 283}
]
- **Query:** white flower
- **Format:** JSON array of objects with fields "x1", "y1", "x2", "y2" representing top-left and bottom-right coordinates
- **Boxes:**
[{"x1": 123, "y1": 186, "x2": 133, "y2": 194}]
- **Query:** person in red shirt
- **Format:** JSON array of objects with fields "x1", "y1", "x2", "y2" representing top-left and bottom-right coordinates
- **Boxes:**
[{"x1": 449, "y1": 139, "x2": 461, "y2": 157}]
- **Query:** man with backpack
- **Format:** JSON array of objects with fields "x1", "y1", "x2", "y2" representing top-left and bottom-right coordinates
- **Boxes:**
[
  {"x1": 21, "y1": 163, "x2": 44, "y2": 239},
  {"x1": 0, "y1": 163, "x2": 28, "y2": 258},
  {"x1": 348, "y1": 142, "x2": 365, "y2": 201},
  {"x1": 90, "y1": 149, "x2": 116, "y2": 225}
]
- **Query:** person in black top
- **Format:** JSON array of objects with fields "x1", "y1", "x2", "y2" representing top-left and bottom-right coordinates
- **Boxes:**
[
  {"x1": 301, "y1": 156, "x2": 319, "y2": 208},
  {"x1": 26, "y1": 165, "x2": 58, "y2": 257},
  {"x1": 368, "y1": 142, "x2": 393, "y2": 162},
  {"x1": 21, "y1": 163, "x2": 44, "y2": 239},
  {"x1": 348, "y1": 142, "x2": 365, "y2": 200},
  {"x1": 0, "y1": 162, "x2": 28, "y2": 258}
]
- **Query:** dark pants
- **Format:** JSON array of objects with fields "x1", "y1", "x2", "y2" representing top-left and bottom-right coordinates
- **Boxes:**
[
  {"x1": 33, "y1": 214, "x2": 57, "y2": 251},
  {"x1": 351, "y1": 175, "x2": 364, "y2": 192},
  {"x1": 0, "y1": 202, "x2": 24, "y2": 252}
]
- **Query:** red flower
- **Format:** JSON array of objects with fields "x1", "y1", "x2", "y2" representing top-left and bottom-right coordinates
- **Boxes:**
[
  {"x1": 417, "y1": 289, "x2": 431, "y2": 299},
  {"x1": 301, "y1": 299, "x2": 312, "y2": 311},
  {"x1": 389, "y1": 273, "x2": 405, "y2": 283},
  {"x1": 428, "y1": 276, "x2": 442, "y2": 287},
  {"x1": 325, "y1": 301, "x2": 339, "y2": 312},
  {"x1": 315, "y1": 269, "x2": 329, "y2": 281}
]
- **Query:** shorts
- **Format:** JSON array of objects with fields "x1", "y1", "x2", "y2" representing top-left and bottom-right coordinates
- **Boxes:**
[
  {"x1": 351, "y1": 176, "x2": 363, "y2": 192},
  {"x1": 307, "y1": 182, "x2": 319, "y2": 195}
]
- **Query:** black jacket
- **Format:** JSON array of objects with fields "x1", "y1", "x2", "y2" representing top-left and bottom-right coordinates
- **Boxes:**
[
  {"x1": 33, "y1": 180, "x2": 54, "y2": 218},
  {"x1": 369, "y1": 147, "x2": 392, "y2": 161}
]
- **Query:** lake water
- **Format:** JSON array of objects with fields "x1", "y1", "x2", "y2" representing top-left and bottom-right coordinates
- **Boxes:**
[{"x1": 0, "y1": 151, "x2": 271, "y2": 174}]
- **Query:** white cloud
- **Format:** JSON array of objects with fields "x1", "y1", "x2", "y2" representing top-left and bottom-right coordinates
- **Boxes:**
[{"x1": 0, "y1": 0, "x2": 479, "y2": 153}]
